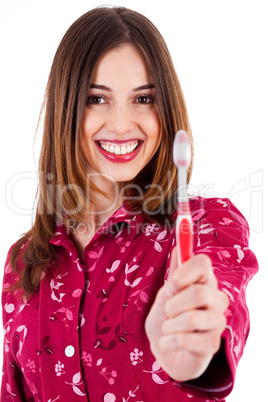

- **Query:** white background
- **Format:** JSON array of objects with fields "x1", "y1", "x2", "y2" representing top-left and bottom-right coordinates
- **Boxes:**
[{"x1": 0, "y1": 1, "x2": 267, "y2": 400}]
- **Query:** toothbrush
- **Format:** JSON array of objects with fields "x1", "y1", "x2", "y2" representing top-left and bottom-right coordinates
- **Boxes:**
[{"x1": 173, "y1": 130, "x2": 193, "y2": 267}]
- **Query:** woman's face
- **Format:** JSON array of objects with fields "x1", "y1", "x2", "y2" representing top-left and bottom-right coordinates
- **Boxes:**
[{"x1": 80, "y1": 45, "x2": 161, "y2": 184}]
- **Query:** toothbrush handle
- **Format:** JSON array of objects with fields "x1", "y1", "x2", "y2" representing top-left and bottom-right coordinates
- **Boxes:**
[{"x1": 176, "y1": 215, "x2": 193, "y2": 267}]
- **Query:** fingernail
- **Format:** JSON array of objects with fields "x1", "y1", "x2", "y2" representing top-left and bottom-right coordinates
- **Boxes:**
[{"x1": 165, "y1": 282, "x2": 175, "y2": 298}]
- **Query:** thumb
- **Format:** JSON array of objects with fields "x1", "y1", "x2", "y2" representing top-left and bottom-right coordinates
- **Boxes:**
[
  {"x1": 165, "y1": 246, "x2": 179, "y2": 297},
  {"x1": 145, "y1": 247, "x2": 179, "y2": 340},
  {"x1": 148, "y1": 247, "x2": 179, "y2": 314},
  {"x1": 149, "y1": 246, "x2": 178, "y2": 310},
  {"x1": 168, "y1": 246, "x2": 179, "y2": 276}
]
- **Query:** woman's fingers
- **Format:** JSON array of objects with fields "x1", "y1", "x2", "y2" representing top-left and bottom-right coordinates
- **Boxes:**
[
  {"x1": 166, "y1": 252, "x2": 218, "y2": 297},
  {"x1": 162, "y1": 308, "x2": 227, "y2": 334},
  {"x1": 158, "y1": 330, "x2": 222, "y2": 355},
  {"x1": 164, "y1": 284, "x2": 229, "y2": 318}
]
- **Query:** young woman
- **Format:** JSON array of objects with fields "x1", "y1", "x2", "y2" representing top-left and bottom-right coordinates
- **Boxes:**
[{"x1": 1, "y1": 6, "x2": 258, "y2": 401}]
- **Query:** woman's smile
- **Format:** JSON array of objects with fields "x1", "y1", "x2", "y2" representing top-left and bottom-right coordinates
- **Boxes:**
[
  {"x1": 97, "y1": 139, "x2": 140, "y2": 155},
  {"x1": 95, "y1": 139, "x2": 143, "y2": 163}
]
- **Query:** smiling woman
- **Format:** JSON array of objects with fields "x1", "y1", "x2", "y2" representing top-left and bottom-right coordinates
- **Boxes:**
[
  {"x1": 26, "y1": 6, "x2": 192, "y2": 232},
  {"x1": 1, "y1": 5, "x2": 258, "y2": 402}
]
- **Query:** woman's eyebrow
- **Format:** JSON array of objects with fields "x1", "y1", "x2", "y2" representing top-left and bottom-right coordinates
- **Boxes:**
[
  {"x1": 90, "y1": 84, "x2": 112, "y2": 91},
  {"x1": 133, "y1": 84, "x2": 155, "y2": 92},
  {"x1": 89, "y1": 84, "x2": 155, "y2": 92}
]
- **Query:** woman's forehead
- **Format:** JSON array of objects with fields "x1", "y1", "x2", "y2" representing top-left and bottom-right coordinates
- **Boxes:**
[{"x1": 90, "y1": 45, "x2": 153, "y2": 88}]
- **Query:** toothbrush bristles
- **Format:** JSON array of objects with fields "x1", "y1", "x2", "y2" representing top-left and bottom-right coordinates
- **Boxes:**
[{"x1": 173, "y1": 130, "x2": 191, "y2": 168}]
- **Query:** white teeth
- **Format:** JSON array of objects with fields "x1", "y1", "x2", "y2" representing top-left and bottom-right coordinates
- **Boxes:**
[
  {"x1": 99, "y1": 141, "x2": 139, "y2": 155},
  {"x1": 115, "y1": 145, "x2": 120, "y2": 155},
  {"x1": 121, "y1": 145, "x2": 127, "y2": 154}
]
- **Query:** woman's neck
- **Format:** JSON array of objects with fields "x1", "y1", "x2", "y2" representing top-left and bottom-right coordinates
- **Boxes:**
[{"x1": 71, "y1": 180, "x2": 123, "y2": 262}]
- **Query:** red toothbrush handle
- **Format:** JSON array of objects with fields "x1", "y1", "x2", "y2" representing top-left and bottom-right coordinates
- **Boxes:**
[{"x1": 176, "y1": 216, "x2": 193, "y2": 266}]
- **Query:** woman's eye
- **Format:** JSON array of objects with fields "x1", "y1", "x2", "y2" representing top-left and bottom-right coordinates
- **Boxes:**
[
  {"x1": 135, "y1": 95, "x2": 155, "y2": 104},
  {"x1": 86, "y1": 95, "x2": 106, "y2": 106}
]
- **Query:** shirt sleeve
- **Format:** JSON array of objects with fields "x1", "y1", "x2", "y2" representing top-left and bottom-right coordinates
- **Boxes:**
[
  {"x1": 1, "y1": 244, "x2": 34, "y2": 401},
  {"x1": 172, "y1": 197, "x2": 259, "y2": 399}
]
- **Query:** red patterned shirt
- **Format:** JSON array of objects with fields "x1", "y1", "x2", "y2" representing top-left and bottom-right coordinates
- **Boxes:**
[{"x1": 1, "y1": 197, "x2": 258, "y2": 401}]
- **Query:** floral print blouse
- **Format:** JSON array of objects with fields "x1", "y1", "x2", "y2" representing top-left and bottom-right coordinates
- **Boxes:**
[{"x1": 1, "y1": 197, "x2": 258, "y2": 401}]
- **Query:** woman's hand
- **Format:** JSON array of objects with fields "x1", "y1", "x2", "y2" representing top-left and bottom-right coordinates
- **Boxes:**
[{"x1": 145, "y1": 250, "x2": 229, "y2": 382}]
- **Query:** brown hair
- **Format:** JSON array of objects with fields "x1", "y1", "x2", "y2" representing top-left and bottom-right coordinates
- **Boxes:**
[{"x1": 8, "y1": 6, "x2": 193, "y2": 296}]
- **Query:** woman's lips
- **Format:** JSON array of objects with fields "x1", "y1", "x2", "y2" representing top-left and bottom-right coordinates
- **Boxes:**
[{"x1": 95, "y1": 140, "x2": 143, "y2": 163}]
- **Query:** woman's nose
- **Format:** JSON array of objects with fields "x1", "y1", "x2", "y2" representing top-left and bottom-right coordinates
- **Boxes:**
[{"x1": 106, "y1": 103, "x2": 135, "y2": 135}]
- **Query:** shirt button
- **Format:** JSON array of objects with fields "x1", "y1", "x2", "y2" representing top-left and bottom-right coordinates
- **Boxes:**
[{"x1": 65, "y1": 345, "x2": 75, "y2": 357}]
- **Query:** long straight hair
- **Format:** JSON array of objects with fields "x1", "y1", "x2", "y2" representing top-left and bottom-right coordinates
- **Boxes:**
[{"x1": 8, "y1": 6, "x2": 193, "y2": 296}]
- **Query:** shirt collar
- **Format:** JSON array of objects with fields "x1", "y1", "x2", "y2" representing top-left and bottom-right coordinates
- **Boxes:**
[{"x1": 49, "y1": 203, "x2": 145, "y2": 247}]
